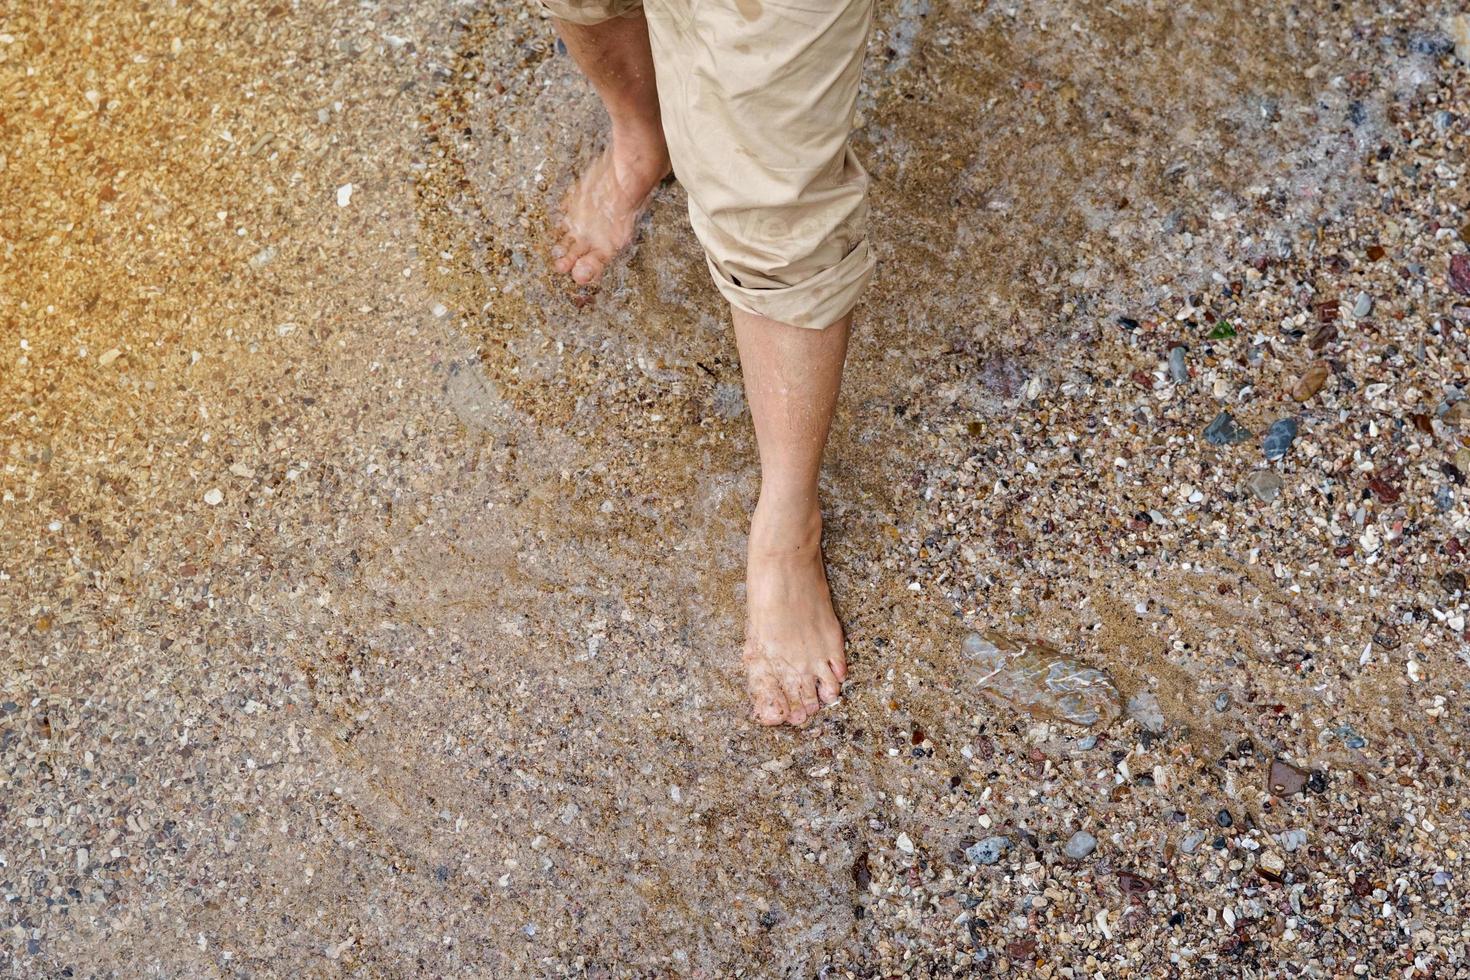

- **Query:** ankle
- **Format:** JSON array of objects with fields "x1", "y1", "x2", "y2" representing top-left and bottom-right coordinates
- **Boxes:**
[
  {"x1": 749, "y1": 495, "x2": 823, "y2": 558},
  {"x1": 609, "y1": 117, "x2": 669, "y2": 165}
]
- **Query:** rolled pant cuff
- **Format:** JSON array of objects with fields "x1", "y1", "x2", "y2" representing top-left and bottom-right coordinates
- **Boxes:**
[
  {"x1": 538, "y1": 0, "x2": 641, "y2": 25},
  {"x1": 707, "y1": 241, "x2": 875, "y2": 330}
]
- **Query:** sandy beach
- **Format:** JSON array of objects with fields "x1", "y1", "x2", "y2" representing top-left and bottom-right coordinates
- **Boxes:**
[{"x1": 3, "y1": 0, "x2": 1469, "y2": 974}]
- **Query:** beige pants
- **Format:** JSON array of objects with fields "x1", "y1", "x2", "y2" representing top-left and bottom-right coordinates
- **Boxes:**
[{"x1": 541, "y1": 0, "x2": 875, "y2": 330}]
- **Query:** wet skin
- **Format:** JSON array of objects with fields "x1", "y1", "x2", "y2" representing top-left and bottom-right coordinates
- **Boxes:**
[
  {"x1": 551, "y1": 122, "x2": 669, "y2": 285},
  {"x1": 552, "y1": 14, "x2": 851, "y2": 727}
]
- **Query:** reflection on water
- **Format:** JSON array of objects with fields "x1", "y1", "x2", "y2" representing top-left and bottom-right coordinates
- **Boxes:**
[{"x1": 962, "y1": 633, "x2": 1121, "y2": 727}]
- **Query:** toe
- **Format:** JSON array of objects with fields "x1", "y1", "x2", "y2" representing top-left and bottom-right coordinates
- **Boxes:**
[
  {"x1": 756, "y1": 695, "x2": 786, "y2": 726},
  {"x1": 553, "y1": 237, "x2": 583, "y2": 275},
  {"x1": 815, "y1": 664, "x2": 842, "y2": 705},
  {"x1": 745, "y1": 657, "x2": 788, "y2": 726},
  {"x1": 829, "y1": 652, "x2": 848, "y2": 682},
  {"x1": 782, "y1": 674, "x2": 820, "y2": 726},
  {"x1": 571, "y1": 250, "x2": 611, "y2": 284}
]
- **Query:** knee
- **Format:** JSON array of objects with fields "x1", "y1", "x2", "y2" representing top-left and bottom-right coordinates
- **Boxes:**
[{"x1": 693, "y1": 159, "x2": 874, "y2": 329}]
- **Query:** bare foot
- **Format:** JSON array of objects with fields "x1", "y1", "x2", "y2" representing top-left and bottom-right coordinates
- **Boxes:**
[
  {"x1": 551, "y1": 122, "x2": 670, "y2": 285},
  {"x1": 742, "y1": 500, "x2": 847, "y2": 726}
]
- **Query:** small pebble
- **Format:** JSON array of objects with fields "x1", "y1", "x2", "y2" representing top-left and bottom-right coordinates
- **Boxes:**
[
  {"x1": 203, "y1": 488, "x2": 224, "y2": 506},
  {"x1": 1448, "y1": 14, "x2": 1470, "y2": 62},
  {"x1": 1204, "y1": 411, "x2": 1252, "y2": 446},
  {"x1": 1245, "y1": 469, "x2": 1283, "y2": 503},
  {"x1": 1126, "y1": 691, "x2": 1165, "y2": 733},
  {"x1": 1291, "y1": 362, "x2": 1329, "y2": 402},
  {"x1": 1062, "y1": 831, "x2": 1097, "y2": 860},
  {"x1": 1263, "y1": 417, "x2": 1299, "y2": 460},
  {"x1": 966, "y1": 835, "x2": 1011, "y2": 865},
  {"x1": 1451, "y1": 254, "x2": 1470, "y2": 295},
  {"x1": 1167, "y1": 346, "x2": 1188, "y2": 383}
]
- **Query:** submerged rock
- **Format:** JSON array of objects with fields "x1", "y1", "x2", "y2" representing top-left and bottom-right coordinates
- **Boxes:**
[
  {"x1": 961, "y1": 633, "x2": 1122, "y2": 728},
  {"x1": 1167, "y1": 346, "x2": 1188, "y2": 383},
  {"x1": 1268, "y1": 759, "x2": 1309, "y2": 796},
  {"x1": 966, "y1": 836, "x2": 1011, "y2": 866},
  {"x1": 1245, "y1": 469, "x2": 1283, "y2": 503},
  {"x1": 1263, "y1": 417, "x2": 1299, "y2": 460},
  {"x1": 1063, "y1": 831, "x2": 1097, "y2": 860},
  {"x1": 1204, "y1": 411, "x2": 1251, "y2": 446},
  {"x1": 1292, "y1": 362, "x2": 1329, "y2": 402},
  {"x1": 1126, "y1": 691, "x2": 1166, "y2": 733}
]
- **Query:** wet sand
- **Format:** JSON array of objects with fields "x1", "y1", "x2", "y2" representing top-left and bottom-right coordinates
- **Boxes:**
[{"x1": 4, "y1": 0, "x2": 1469, "y2": 975}]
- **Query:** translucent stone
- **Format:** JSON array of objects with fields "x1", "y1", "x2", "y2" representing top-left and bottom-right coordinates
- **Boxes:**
[{"x1": 961, "y1": 633, "x2": 1122, "y2": 728}]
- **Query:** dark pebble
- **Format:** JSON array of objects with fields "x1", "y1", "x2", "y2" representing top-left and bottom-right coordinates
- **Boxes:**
[
  {"x1": 1263, "y1": 417, "x2": 1299, "y2": 460},
  {"x1": 967, "y1": 836, "x2": 1013, "y2": 866},
  {"x1": 1204, "y1": 411, "x2": 1252, "y2": 446},
  {"x1": 852, "y1": 851, "x2": 871, "y2": 889},
  {"x1": 1268, "y1": 759, "x2": 1309, "y2": 796},
  {"x1": 1451, "y1": 254, "x2": 1470, "y2": 296},
  {"x1": 1408, "y1": 32, "x2": 1453, "y2": 56},
  {"x1": 1216, "y1": 809, "x2": 1234, "y2": 828},
  {"x1": 1443, "y1": 571, "x2": 1467, "y2": 596}
]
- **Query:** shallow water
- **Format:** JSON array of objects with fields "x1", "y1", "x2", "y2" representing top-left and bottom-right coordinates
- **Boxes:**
[
  {"x1": 962, "y1": 633, "x2": 1122, "y2": 727},
  {"x1": 4, "y1": 0, "x2": 1469, "y2": 975}
]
